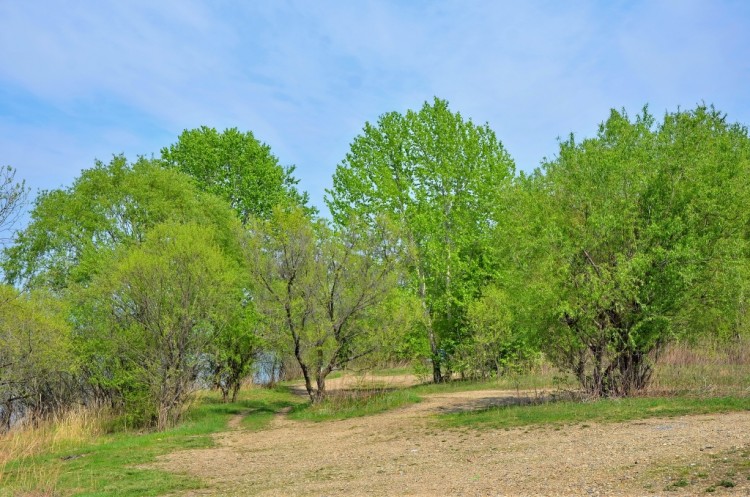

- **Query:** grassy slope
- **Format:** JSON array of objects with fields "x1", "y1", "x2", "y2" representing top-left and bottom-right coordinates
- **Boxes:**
[
  {"x1": 438, "y1": 395, "x2": 750, "y2": 430},
  {"x1": 0, "y1": 387, "x2": 301, "y2": 497}
]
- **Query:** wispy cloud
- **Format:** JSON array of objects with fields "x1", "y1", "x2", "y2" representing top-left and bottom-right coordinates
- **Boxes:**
[{"x1": 1, "y1": 0, "x2": 748, "y2": 214}]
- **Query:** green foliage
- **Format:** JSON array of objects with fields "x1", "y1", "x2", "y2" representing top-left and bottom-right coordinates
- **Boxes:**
[
  {"x1": 159, "y1": 126, "x2": 310, "y2": 222},
  {"x1": 531, "y1": 106, "x2": 750, "y2": 396},
  {"x1": 79, "y1": 222, "x2": 245, "y2": 429},
  {"x1": 208, "y1": 299, "x2": 263, "y2": 403},
  {"x1": 0, "y1": 286, "x2": 74, "y2": 429},
  {"x1": 327, "y1": 97, "x2": 516, "y2": 382},
  {"x1": 2, "y1": 156, "x2": 241, "y2": 289},
  {"x1": 373, "y1": 289, "x2": 430, "y2": 364},
  {"x1": 1, "y1": 154, "x2": 262, "y2": 427},
  {"x1": 246, "y1": 206, "x2": 404, "y2": 401},
  {"x1": 455, "y1": 285, "x2": 539, "y2": 379}
]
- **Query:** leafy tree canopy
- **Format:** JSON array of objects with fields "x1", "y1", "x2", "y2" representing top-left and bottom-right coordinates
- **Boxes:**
[
  {"x1": 159, "y1": 126, "x2": 310, "y2": 223},
  {"x1": 2, "y1": 155, "x2": 241, "y2": 289},
  {"x1": 78, "y1": 221, "x2": 245, "y2": 428},
  {"x1": 326, "y1": 97, "x2": 516, "y2": 382},
  {"x1": 533, "y1": 105, "x2": 750, "y2": 395}
]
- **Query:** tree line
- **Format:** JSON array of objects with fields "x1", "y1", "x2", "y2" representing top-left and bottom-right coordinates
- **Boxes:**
[{"x1": 1, "y1": 99, "x2": 748, "y2": 430}]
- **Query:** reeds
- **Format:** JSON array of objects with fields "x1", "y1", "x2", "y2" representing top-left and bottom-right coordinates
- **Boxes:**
[
  {"x1": 0, "y1": 404, "x2": 108, "y2": 495},
  {"x1": 650, "y1": 337, "x2": 750, "y2": 396}
]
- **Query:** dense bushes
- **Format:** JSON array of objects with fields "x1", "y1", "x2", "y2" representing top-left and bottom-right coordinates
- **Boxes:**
[{"x1": 2, "y1": 104, "x2": 749, "y2": 430}]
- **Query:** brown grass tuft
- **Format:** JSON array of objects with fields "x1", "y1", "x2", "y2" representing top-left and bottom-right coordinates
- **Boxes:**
[{"x1": 0, "y1": 405, "x2": 109, "y2": 495}]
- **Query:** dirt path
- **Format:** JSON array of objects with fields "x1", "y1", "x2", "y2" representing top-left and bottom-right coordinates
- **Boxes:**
[{"x1": 154, "y1": 389, "x2": 750, "y2": 496}]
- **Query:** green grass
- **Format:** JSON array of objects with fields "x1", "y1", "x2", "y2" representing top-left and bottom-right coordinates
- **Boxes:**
[
  {"x1": 239, "y1": 387, "x2": 303, "y2": 431},
  {"x1": 439, "y1": 395, "x2": 750, "y2": 430},
  {"x1": 0, "y1": 386, "x2": 300, "y2": 497},
  {"x1": 288, "y1": 389, "x2": 421, "y2": 422}
]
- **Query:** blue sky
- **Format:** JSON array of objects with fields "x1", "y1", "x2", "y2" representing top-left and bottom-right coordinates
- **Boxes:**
[{"x1": 1, "y1": 0, "x2": 749, "y2": 220}]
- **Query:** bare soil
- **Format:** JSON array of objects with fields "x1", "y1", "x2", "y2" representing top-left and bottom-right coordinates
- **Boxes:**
[{"x1": 154, "y1": 382, "x2": 750, "y2": 496}]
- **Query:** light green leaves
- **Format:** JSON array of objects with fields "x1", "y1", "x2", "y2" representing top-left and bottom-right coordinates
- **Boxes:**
[
  {"x1": 535, "y1": 106, "x2": 750, "y2": 395},
  {"x1": 327, "y1": 98, "x2": 516, "y2": 381}
]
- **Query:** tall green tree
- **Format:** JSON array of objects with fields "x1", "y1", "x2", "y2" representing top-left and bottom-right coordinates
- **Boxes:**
[
  {"x1": 2, "y1": 156, "x2": 258, "y2": 423},
  {"x1": 535, "y1": 106, "x2": 750, "y2": 396},
  {"x1": 327, "y1": 98, "x2": 515, "y2": 382},
  {"x1": 158, "y1": 127, "x2": 312, "y2": 392},
  {"x1": 159, "y1": 126, "x2": 309, "y2": 223}
]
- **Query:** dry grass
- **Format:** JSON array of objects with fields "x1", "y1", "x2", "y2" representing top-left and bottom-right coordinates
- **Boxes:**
[
  {"x1": 649, "y1": 338, "x2": 750, "y2": 396},
  {"x1": 659, "y1": 337, "x2": 750, "y2": 367},
  {"x1": 0, "y1": 405, "x2": 108, "y2": 495}
]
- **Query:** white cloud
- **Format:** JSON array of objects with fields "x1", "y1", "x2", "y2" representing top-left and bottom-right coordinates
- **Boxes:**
[{"x1": 1, "y1": 0, "x2": 748, "y2": 213}]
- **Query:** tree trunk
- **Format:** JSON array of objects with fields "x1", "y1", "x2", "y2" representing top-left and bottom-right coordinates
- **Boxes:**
[
  {"x1": 418, "y1": 268, "x2": 442, "y2": 383},
  {"x1": 314, "y1": 372, "x2": 326, "y2": 403},
  {"x1": 293, "y1": 334, "x2": 316, "y2": 402},
  {"x1": 300, "y1": 363, "x2": 315, "y2": 403},
  {"x1": 231, "y1": 382, "x2": 240, "y2": 403},
  {"x1": 429, "y1": 328, "x2": 442, "y2": 383}
]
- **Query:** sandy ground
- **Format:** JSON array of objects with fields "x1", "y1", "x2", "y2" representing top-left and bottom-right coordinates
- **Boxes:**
[{"x1": 153, "y1": 382, "x2": 750, "y2": 496}]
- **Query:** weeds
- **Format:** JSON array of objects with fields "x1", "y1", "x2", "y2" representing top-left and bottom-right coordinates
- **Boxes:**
[
  {"x1": 289, "y1": 388, "x2": 420, "y2": 422},
  {"x1": 649, "y1": 445, "x2": 750, "y2": 494},
  {"x1": 0, "y1": 404, "x2": 109, "y2": 493}
]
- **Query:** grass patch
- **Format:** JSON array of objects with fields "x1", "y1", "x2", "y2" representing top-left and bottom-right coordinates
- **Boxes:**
[
  {"x1": 370, "y1": 366, "x2": 414, "y2": 377},
  {"x1": 0, "y1": 386, "x2": 300, "y2": 497},
  {"x1": 648, "y1": 445, "x2": 750, "y2": 493},
  {"x1": 289, "y1": 388, "x2": 421, "y2": 422},
  {"x1": 652, "y1": 363, "x2": 750, "y2": 395},
  {"x1": 409, "y1": 370, "x2": 565, "y2": 396},
  {"x1": 239, "y1": 386, "x2": 303, "y2": 431},
  {"x1": 438, "y1": 395, "x2": 750, "y2": 430}
]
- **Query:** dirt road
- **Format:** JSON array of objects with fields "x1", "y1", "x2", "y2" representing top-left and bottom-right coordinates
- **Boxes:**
[{"x1": 154, "y1": 387, "x2": 750, "y2": 496}]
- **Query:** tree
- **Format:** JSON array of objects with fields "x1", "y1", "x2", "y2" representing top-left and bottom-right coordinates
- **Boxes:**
[
  {"x1": 2, "y1": 155, "x2": 257, "y2": 424},
  {"x1": 326, "y1": 98, "x2": 515, "y2": 382},
  {"x1": 246, "y1": 207, "x2": 401, "y2": 402},
  {"x1": 2, "y1": 155, "x2": 241, "y2": 290},
  {"x1": 535, "y1": 106, "x2": 750, "y2": 396},
  {"x1": 82, "y1": 222, "x2": 244, "y2": 428},
  {"x1": 208, "y1": 297, "x2": 262, "y2": 403},
  {"x1": 159, "y1": 126, "x2": 310, "y2": 223},
  {"x1": 0, "y1": 286, "x2": 74, "y2": 431},
  {"x1": 158, "y1": 127, "x2": 311, "y2": 396}
]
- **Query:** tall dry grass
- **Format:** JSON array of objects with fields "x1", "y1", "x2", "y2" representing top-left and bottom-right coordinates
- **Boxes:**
[
  {"x1": 650, "y1": 337, "x2": 750, "y2": 395},
  {"x1": 0, "y1": 405, "x2": 108, "y2": 495}
]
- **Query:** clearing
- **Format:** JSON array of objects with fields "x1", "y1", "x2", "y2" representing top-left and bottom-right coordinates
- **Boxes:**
[{"x1": 152, "y1": 378, "x2": 750, "y2": 496}]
